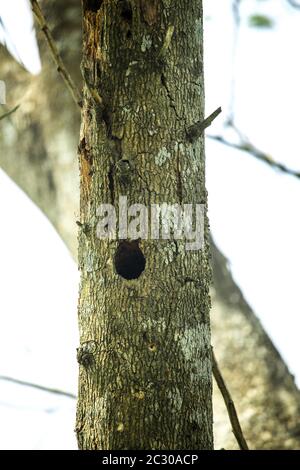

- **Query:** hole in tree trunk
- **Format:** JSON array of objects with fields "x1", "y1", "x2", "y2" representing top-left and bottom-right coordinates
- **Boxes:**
[
  {"x1": 114, "y1": 240, "x2": 146, "y2": 280},
  {"x1": 84, "y1": 0, "x2": 102, "y2": 12},
  {"x1": 119, "y1": 1, "x2": 133, "y2": 23}
]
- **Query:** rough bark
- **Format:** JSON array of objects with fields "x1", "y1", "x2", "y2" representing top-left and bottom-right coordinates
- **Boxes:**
[
  {"x1": 0, "y1": 0, "x2": 299, "y2": 450},
  {"x1": 211, "y1": 243, "x2": 300, "y2": 450},
  {"x1": 75, "y1": 0, "x2": 213, "y2": 450},
  {"x1": 0, "y1": 1, "x2": 81, "y2": 254}
]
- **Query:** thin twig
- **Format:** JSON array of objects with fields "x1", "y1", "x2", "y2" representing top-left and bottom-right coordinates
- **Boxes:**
[
  {"x1": 211, "y1": 347, "x2": 249, "y2": 450},
  {"x1": 0, "y1": 375, "x2": 76, "y2": 399},
  {"x1": 229, "y1": 0, "x2": 242, "y2": 122},
  {"x1": 208, "y1": 134, "x2": 300, "y2": 179},
  {"x1": 30, "y1": 0, "x2": 82, "y2": 108},
  {"x1": 0, "y1": 104, "x2": 20, "y2": 121},
  {"x1": 186, "y1": 107, "x2": 222, "y2": 142}
]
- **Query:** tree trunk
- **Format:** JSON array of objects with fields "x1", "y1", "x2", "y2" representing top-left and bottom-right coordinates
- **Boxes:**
[
  {"x1": 75, "y1": 0, "x2": 213, "y2": 450},
  {"x1": 0, "y1": 0, "x2": 299, "y2": 450},
  {"x1": 0, "y1": 2, "x2": 81, "y2": 254},
  {"x1": 211, "y1": 242, "x2": 300, "y2": 450}
]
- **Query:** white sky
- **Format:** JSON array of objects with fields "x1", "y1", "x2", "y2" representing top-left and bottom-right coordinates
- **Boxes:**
[
  {"x1": 0, "y1": 0, "x2": 299, "y2": 449},
  {"x1": 205, "y1": 0, "x2": 300, "y2": 386},
  {"x1": 0, "y1": 0, "x2": 40, "y2": 74},
  {"x1": 0, "y1": 171, "x2": 78, "y2": 449}
]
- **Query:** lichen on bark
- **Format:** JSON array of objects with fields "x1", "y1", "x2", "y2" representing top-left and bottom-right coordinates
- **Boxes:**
[{"x1": 76, "y1": 0, "x2": 213, "y2": 450}]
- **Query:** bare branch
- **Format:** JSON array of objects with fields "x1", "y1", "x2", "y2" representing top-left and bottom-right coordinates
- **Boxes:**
[
  {"x1": 208, "y1": 133, "x2": 300, "y2": 179},
  {"x1": 212, "y1": 347, "x2": 249, "y2": 450},
  {"x1": 186, "y1": 107, "x2": 222, "y2": 142},
  {"x1": 0, "y1": 104, "x2": 20, "y2": 121},
  {"x1": 221, "y1": 2, "x2": 299, "y2": 180},
  {"x1": 228, "y1": 0, "x2": 242, "y2": 122},
  {"x1": 30, "y1": 0, "x2": 82, "y2": 108},
  {"x1": 286, "y1": 0, "x2": 300, "y2": 9},
  {"x1": 0, "y1": 375, "x2": 76, "y2": 399},
  {"x1": 232, "y1": 0, "x2": 242, "y2": 25}
]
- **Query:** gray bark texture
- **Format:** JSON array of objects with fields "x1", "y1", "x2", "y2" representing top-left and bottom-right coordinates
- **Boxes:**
[
  {"x1": 0, "y1": 1, "x2": 81, "y2": 254},
  {"x1": 76, "y1": 0, "x2": 213, "y2": 450},
  {"x1": 0, "y1": 0, "x2": 299, "y2": 450},
  {"x1": 211, "y1": 243, "x2": 300, "y2": 449}
]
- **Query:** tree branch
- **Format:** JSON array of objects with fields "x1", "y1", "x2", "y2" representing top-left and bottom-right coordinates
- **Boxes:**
[
  {"x1": 228, "y1": 0, "x2": 242, "y2": 122},
  {"x1": 286, "y1": 0, "x2": 300, "y2": 9},
  {"x1": 212, "y1": 348, "x2": 249, "y2": 450},
  {"x1": 0, "y1": 104, "x2": 20, "y2": 121},
  {"x1": 186, "y1": 107, "x2": 222, "y2": 142},
  {"x1": 30, "y1": 0, "x2": 82, "y2": 108},
  {"x1": 0, "y1": 375, "x2": 76, "y2": 399},
  {"x1": 208, "y1": 133, "x2": 300, "y2": 179}
]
